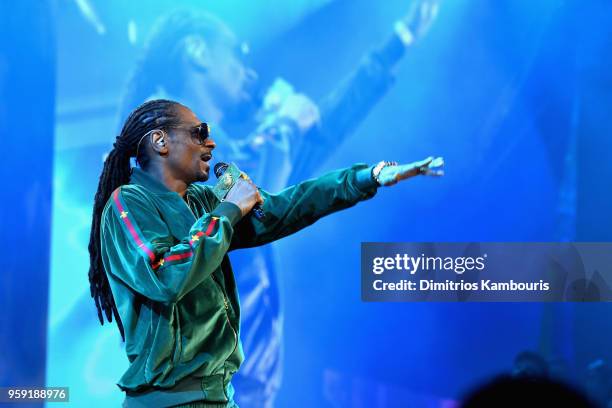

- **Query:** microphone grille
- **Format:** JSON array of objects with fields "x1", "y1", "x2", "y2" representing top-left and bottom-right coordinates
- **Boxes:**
[{"x1": 214, "y1": 162, "x2": 229, "y2": 179}]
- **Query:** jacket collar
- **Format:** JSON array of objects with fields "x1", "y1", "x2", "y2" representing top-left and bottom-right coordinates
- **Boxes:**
[
  {"x1": 129, "y1": 167, "x2": 199, "y2": 223},
  {"x1": 130, "y1": 167, "x2": 177, "y2": 195}
]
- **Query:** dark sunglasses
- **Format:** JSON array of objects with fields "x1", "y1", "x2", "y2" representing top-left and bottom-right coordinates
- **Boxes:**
[{"x1": 171, "y1": 122, "x2": 210, "y2": 145}]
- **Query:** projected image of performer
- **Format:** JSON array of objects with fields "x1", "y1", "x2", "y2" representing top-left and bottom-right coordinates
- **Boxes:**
[
  {"x1": 87, "y1": 99, "x2": 443, "y2": 407},
  {"x1": 108, "y1": 2, "x2": 440, "y2": 406}
]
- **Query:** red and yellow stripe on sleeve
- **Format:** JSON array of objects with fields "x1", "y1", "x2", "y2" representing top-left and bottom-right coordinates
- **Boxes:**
[{"x1": 111, "y1": 188, "x2": 220, "y2": 270}]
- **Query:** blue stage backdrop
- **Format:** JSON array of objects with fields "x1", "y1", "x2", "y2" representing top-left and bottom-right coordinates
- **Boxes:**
[{"x1": 0, "y1": 3, "x2": 55, "y2": 407}]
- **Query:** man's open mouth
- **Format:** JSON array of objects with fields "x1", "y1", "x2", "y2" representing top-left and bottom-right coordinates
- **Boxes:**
[{"x1": 201, "y1": 153, "x2": 212, "y2": 162}]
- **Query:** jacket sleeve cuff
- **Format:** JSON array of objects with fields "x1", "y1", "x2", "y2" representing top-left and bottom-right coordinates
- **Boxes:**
[
  {"x1": 346, "y1": 163, "x2": 379, "y2": 202},
  {"x1": 354, "y1": 165, "x2": 379, "y2": 191},
  {"x1": 211, "y1": 201, "x2": 243, "y2": 226}
]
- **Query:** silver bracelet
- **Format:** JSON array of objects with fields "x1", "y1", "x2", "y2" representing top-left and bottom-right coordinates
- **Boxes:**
[{"x1": 371, "y1": 161, "x2": 397, "y2": 186}]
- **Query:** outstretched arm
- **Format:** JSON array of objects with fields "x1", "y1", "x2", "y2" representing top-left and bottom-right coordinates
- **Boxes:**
[{"x1": 228, "y1": 156, "x2": 444, "y2": 249}]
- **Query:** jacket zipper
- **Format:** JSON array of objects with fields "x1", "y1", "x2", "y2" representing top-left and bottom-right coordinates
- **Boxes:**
[
  {"x1": 211, "y1": 274, "x2": 239, "y2": 363},
  {"x1": 189, "y1": 193, "x2": 239, "y2": 370},
  {"x1": 185, "y1": 194, "x2": 196, "y2": 219}
]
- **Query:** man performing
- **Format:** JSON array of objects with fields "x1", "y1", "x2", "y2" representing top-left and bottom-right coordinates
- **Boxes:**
[
  {"x1": 113, "y1": 3, "x2": 439, "y2": 405},
  {"x1": 88, "y1": 99, "x2": 443, "y2": 407}
]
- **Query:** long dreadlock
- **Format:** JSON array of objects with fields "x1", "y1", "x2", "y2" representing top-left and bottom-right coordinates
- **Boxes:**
[{"x1": 88, "y1": 99, "x2": 183, "y2": 340}]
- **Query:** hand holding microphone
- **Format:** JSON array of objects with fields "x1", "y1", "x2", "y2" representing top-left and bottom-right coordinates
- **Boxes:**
[
  {"x1": 225, "y1": 178, "x2": 264, "y2": 219},
  {"x1": 214, "y1": 162, "x2": 265, "y2": 220}
]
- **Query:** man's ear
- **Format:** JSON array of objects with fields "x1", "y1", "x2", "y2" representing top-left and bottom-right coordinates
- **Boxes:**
[
  {"x1": 182, "y1": 34, "x2": 210, "y2": 73},
  {"x1": 150, "y1": 130, "x2": 169, "y2": 155}
]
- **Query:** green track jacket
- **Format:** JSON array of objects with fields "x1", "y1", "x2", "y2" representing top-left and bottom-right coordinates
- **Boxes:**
[{"x1": 100, "y1": 164, "x2": 377, "y2": 406}]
